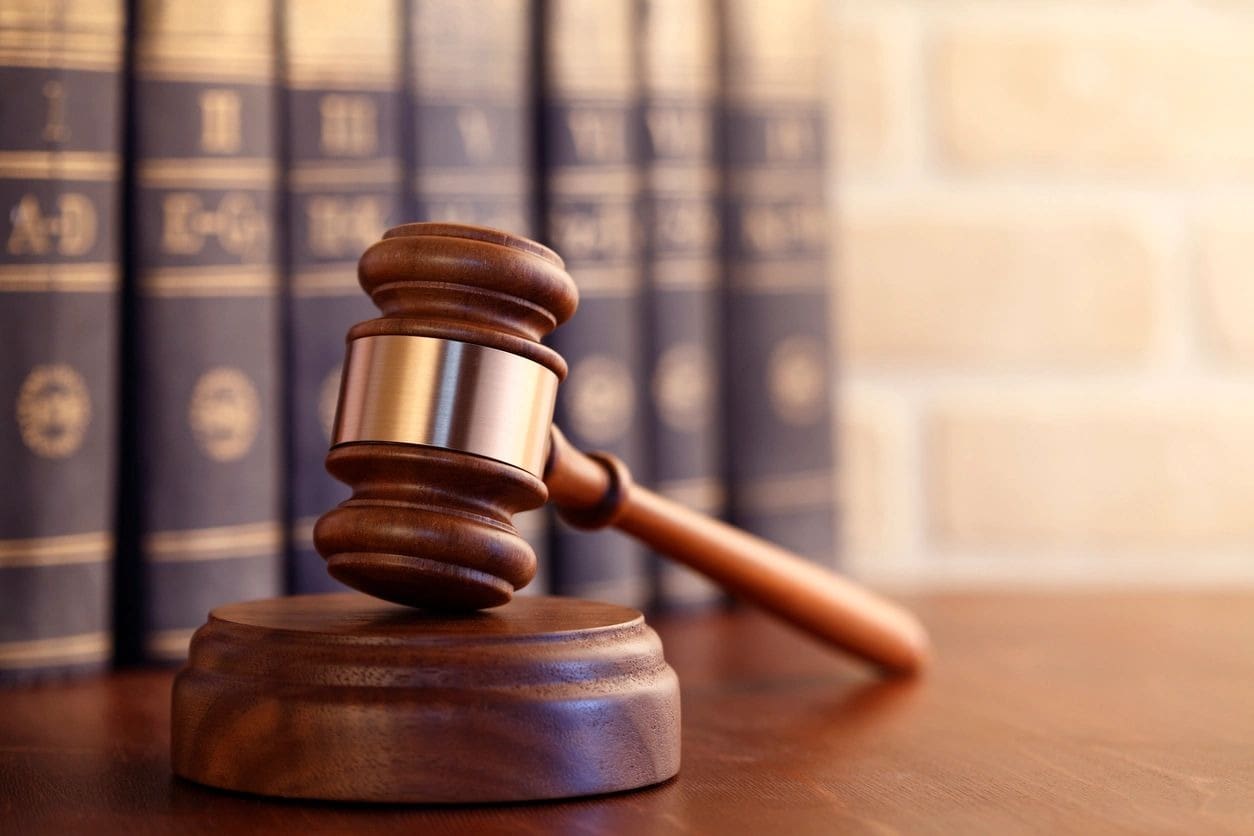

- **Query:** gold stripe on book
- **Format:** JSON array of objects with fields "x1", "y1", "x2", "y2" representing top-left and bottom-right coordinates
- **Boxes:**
[
  {"x1": 567, "y1": 264, "x2": 640, "y2": 298},
  {"x1": 284, "y1": 0, "x2": 398, "y2": 82},
  {"x1": 550, "y1": 167, "x2": 639, "y2": 195},
  {"x1": 0, "y1": 151, "x2": 121, "y2": 180},
  {"x1": 0, "y1": 45, "x2": 119, "y2": 71},
  {"x1": 725, "y1": 169, "x2": 825, "y2": 197},
  {"x1": 284, "y1": 70, "x2": 395, "y2": 91},
  {"x1": 657, "y1": 478, "x2": 725, "y2": 513},
  {"x1": 0, "y1": 29, "x2": 120, "y2": 48},
  {"x1": 145, "y1": 628, "x2": 197, "y2": 661},
  {"x1": 727, "y1": 260, "x2": 828, "y2": 294},
  {"x1": 290, "y1": 264, "x2": 359, "y2": 297},
  {"x1": 0, "y1": 531, "x2": 113, "y2": 568},
  {"x1": 544, "y1": 0, "x2": 634, "y2": 97},
  {"x1": 0, "y1": 263, "x2": 118, "y2": 293},
  {"x1": 287, "y1": 159, "x2": 401, "y2": 189},
  {"x1": 145, "y1": 521, "x2": 282, "y2": 563},
  {"x1": 134, "y1": 1, "x2": 273, "y2": 84},
  {"x1": 141, "y1": 265, "x2": 278, "y2": 297},
  {"x1": 0, "y1": 2, "x2": 124, "y2": 36},
  {"x1": 413, "y1": 169, "x2": 528, "y2": 196},
  {"x1": 645, "y1": 163, "x2": 717, "y2": 195},
  {"x1": 133, "y1": 59, "x2": 271, "y2": 84},
  {"x1": 651, "y1": 257, "x2": 718, "y2": 291},
  {"x1": 138, "y1": 158, "x2": 276, "y2": 188},
  {"x1": 738, "y1": 469, "x2": 833, "y2": 512},
  {"x1": 0, "y1": 632, "x2": 110, "y2": 669}
]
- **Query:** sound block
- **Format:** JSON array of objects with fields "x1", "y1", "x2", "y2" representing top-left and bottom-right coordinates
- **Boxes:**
[{"x1": 171, "y1": 593, "x2": 680, "y2": 803}]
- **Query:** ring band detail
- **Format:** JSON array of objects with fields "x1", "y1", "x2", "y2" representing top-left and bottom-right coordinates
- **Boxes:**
[{"x1": 333, "y1": 335, "x2": 558, "y2": 477}]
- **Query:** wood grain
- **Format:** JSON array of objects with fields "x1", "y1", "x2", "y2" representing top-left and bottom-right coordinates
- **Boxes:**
[
  {"x1": 312, "y1": 221, "x2": 926, "y2": 674},
  {"x1": 314, "y1": 223, "x2": 577, "y2": 610},
  {"x1": 5, "y1": 593, "x2": 1254, "y2": 833},
  {"x1": 171, "y1": 594, "x2": 680, "y2": 802},
  {"x1": 546, "y1": 425, "x2": 929, "y2": 675}
]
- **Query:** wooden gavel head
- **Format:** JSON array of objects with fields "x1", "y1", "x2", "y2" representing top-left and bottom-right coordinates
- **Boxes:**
[{"x1": 313, "y1": 222, "x2": 578, "y2": 610}]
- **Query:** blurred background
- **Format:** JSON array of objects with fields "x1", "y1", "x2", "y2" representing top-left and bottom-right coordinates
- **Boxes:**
[
  {"x1": 830, "y1": 0, "x2": 1254, "y2": 590},
  {"x1": 5, "y1": 0, "x2": 1254, "y2": 685}
]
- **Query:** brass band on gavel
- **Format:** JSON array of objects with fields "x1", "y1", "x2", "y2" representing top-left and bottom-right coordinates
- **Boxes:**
[{"x1": 334, "y1": 334, "x2": 559, "y2": 479}]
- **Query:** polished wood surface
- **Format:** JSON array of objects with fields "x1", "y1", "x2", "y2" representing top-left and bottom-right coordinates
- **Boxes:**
[
  {"x1": 547, "y1": 426, "x2": 929, "y2": 675},
  {"x1": 6, "y1": 593, "x2": 1254, "y2": 834},
  {"x1": 171, "y1": 594, "x2": 680, "y2": 802}
]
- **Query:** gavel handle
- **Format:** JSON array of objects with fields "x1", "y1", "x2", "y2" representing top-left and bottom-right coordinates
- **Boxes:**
[{"x1": 544, "y1": 426, "x2": 930, "y2": 676}]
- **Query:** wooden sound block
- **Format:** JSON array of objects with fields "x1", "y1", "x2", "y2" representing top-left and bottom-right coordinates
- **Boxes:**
[{"x1": 171, "y1": 593, "x2": 681, "y2": 803}]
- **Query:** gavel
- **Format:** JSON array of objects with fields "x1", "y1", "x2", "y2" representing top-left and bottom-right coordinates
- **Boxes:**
[{"x1": 313, "y1": 222, "x2": 929, "y2": 676}]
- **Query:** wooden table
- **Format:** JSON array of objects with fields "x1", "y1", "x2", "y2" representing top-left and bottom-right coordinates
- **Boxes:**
[{"x1": 3, "y1": 593, "x2": 1253, "y2": 834}]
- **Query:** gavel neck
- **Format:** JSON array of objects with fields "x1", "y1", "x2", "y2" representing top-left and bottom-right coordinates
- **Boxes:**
[
  {"x1": 542, "y1": 425, "x2": 632, "y2": 530},
  {"x1": 540, "y1": 423, "x2": 931, "y2": 677}
]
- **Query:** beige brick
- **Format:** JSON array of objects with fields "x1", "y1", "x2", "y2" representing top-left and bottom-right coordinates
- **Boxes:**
[
  {"x1": 830, "y1": 17, "x2": 904, "y2": 173},
  {"x1": 1198, "y1": 210, "x2": 1254, "y2": 364},
  {"x1": 837, "y1": 201, "x2": 1161, "y2": 369},
  {"x1": 930, "y1": 393, "x2": 1254, "y2": 549},
  {"x1": 934, "y1": 24, "x2": 1254, "y2": 174},
  {"x1": 838, "y1": 391, "x2": 910, "y2": 569}
]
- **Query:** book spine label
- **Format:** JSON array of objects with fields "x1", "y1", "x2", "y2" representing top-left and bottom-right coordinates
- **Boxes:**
[
  {"x1": 129, "y1": 0, "x2": 282, "y2": 661},
  {"x1": 283, "y1": 0, "x2": 404, "y2": 593},
  {"x1": 409, "y1": 0, "x2": 551, "y2": 593},
  {"x1": 639, "y1": 0, "x2": 723, "y2": 607},
  {"x1": 541, "y1": 0, "x2": 648, "y2": 606},
  {"x1": 0, "y1": 3, "x2": 124, "y2": 683},
  {"x1": 720, "y1": 0, "x2": 836, "y2": 564}
]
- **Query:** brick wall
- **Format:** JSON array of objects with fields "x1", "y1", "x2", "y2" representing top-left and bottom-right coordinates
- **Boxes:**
[{"x1": 829, "y1": 0, "x2": 1254, "y2": 587}]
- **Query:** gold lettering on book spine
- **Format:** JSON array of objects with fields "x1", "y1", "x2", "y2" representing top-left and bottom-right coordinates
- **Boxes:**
[
  {"x1": 161, "y1": 192, "x2": 267, "y2": 258},
  {"x1": 306, "y1": 195, "x2": 383, "y2": 258},
  {"x1": 319, "y1": 94, "x2": 378, "y2": 157},
  {"x1": 41, "y1": 80, "x2": 69, "y2": 142},
  {"x1": 199, "y1": 90, "x2": 243, "y2": 153},
  {"x1": 6, "y1": 194, "x2": 97, "y2": 256}
]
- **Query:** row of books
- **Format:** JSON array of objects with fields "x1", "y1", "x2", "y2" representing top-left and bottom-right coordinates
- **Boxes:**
[{"x1": 0, "y1": 0, "x2": 834, "y2": 684}]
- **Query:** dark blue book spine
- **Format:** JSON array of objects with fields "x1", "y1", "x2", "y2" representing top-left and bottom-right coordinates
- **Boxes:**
[
  {"x1": 639, "y1": 0, "x2": 723, "y2": 608},
  {"x1": 408, "y1": 0, "x2": 551, "y2": 593},
  {"x1": 540, "y1": 0, "x2": 648, "y2": 606},
  {"x1": 720, "y1": 0, "x2": 836, "y2": 565},
  {"x1": 127, "y1": 1, "x2": 282, "y2": 661},
  {"x1": 282, "y1": 0, "x2": 404, "y2": 594},
  {"x1": 0, "y1": 3, "x2": 124, "y2": 683}
]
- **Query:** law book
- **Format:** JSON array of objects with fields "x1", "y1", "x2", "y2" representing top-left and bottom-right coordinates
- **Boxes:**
[
  {"x1": 718, "y1": 0, "x2": 836, "y2": 565},
  {"x1": 122, "y1": 0, "x2": 282, "y2": 662},
  {"x1": 539, "y1": 0, "x2": 648, "y2": 606},
  {"x1": 0, "y1": 1, "x2": 124, "y2": 684},
  {"x1": 638, "y1": 0, "x2": 724, "y2": 609},
  {"x1": 407, "y1": 0, "x2": 552, "y2": 593},
  {"x1": 281, "y1": 0, "x2": 403, "y2": 594}
]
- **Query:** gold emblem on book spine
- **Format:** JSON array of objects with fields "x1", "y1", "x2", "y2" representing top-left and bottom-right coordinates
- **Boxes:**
[
  {"x1": 567, "y1": 354, "x2": 635, "y2": 445},
  {"x1": 652, "y1": 342, "x2": 711, "y2": 433},
  {"x1": 767, "y1": 336, "x2": 826, "y2": 426},
  {"x1": 16, "y1": 365, "x2": 92, "y2": 459},
  {"x1": 188, "y1": 367, "x2": 260, "y2": 461}
]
